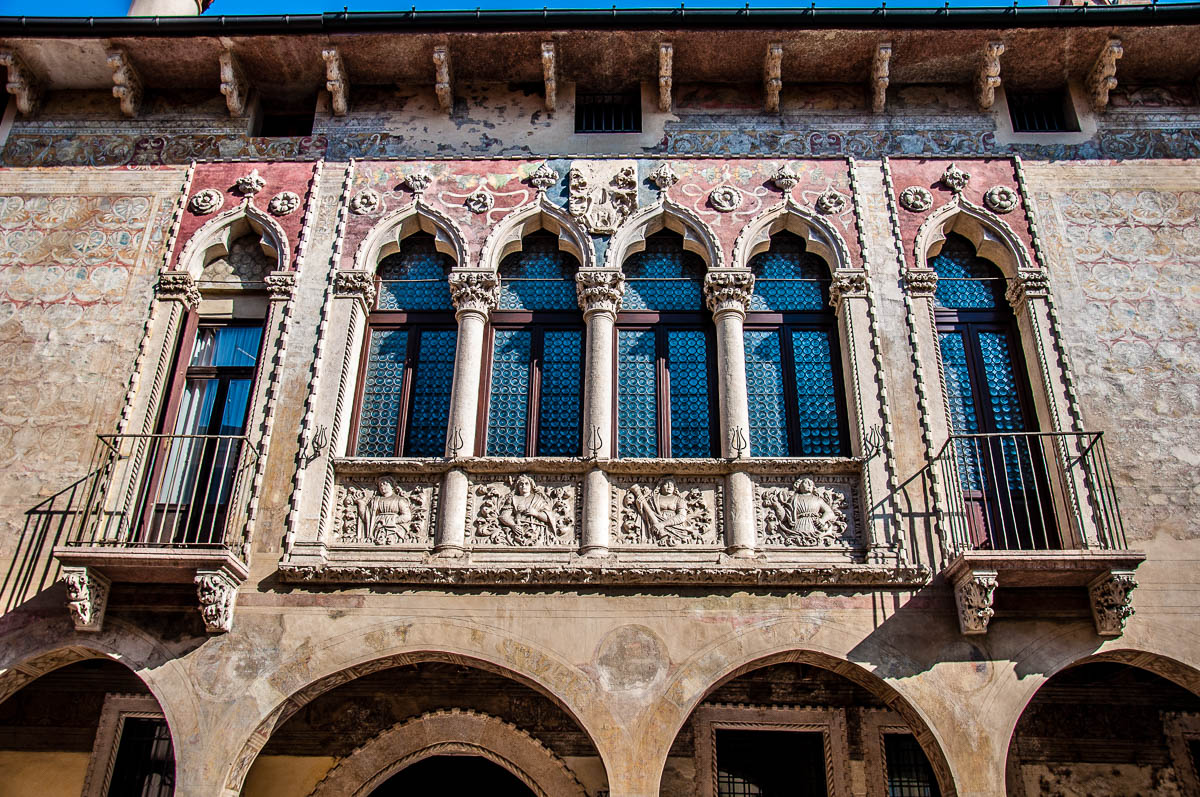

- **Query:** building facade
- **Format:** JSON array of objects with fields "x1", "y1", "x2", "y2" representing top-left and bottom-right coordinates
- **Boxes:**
[{"x1": 1, "y1": 8, "x2": 1199, "y2": 796}]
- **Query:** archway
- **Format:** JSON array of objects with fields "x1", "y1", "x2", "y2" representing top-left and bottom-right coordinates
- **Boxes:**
[
  {"x1": 369, "y1": 755, "x2": 534, "y2": 796},
  {"x1": 1005, "y1": 658, "x2": 1200, "y2": 796}
]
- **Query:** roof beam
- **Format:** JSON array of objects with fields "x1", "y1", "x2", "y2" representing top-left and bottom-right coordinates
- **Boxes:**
[
  {"x1": 219, "y1": 48, "x2": 249, "y2": 118},
  {"x1": 541, "y1": 41, "x2": 556, "y2": 112},
  {"x1": 433, "y1": 44, "x2": 452, "y2": 114},
  {"x1": 871, "y1": 41, "x2": 891, "y2": 113},
  {"x1": 764, "y1": 42, "x2": 782, "y2": 112},
  {"x1": 0, "y1": 48, "x2": 41, "y2": 116},
  {"x1": 975, "y1": 41, "x2": 1005, "y2": 110},
  {"x1": 322, "y1": 46, "x2": 349, "y2": 116},
  {"x1": 106, "y1": 49, "x2": 141, "y2": 118},
  {"x1": 1088, "y1": 38, "x2": 1123, "y2": 112},
  {"x1": 658, "y1": 41, "x2": 673, "y2": 112}
]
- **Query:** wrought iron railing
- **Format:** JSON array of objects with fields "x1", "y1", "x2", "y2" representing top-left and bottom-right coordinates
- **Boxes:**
[
  {"x1": 61, "y1": 434, "x2": 258, "y2": 557},
  {"x1": 934, "y1": 431, "x2": 1127, "y2": 555}
]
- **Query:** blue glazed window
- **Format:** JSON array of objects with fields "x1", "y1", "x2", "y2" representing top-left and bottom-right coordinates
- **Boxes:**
[
  {"x1": 623, "y1": 232, "x2": 705, "y2": 311},
  {"x1": 748, "y1": 233, "x2": 829, "y2": 312},
  {"x1": 483, "y1": 327, "x2": 584, "y2": 457},
  {"x1": 930, "y1": 234, "x2": 1007, "y2": 310},
  {"x1": 744, "y1": 329, "x2": 788, "y2": 457},
  {"x1": 404, "y1": 330, "x2": 457, "y2": 457},
  {"x1": 537, "y1": 330, "x2": 584, "y2": 456},
  {"x1": 356, "y1": 329, "x2": 409, "y2": 457},
  {"x1": 668, "y1": 329, "x2": 712, "y2": 458},
  {"x1": 617, "y1": 329, "x2": 658, "y2": 458},
  {"x1": 497, "y1": 230, "x2": 578, "y2": 311},
  {"x1": 485, "y1": 330, "x2": 532, "y2": 456},
  {"x1": 790, "y1": 329, "x2": 844, "y2": 456},
  {"x1": 376, "y1": 232, "x2": 454, "y2": 311}
]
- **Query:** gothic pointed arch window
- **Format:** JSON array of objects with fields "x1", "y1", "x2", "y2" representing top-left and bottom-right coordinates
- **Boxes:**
[
  {"x1": 351, "y1": 231, "x2": 458, "y2": 458},
  {"x1": 616, "y1": 229, "x2": 717, "y2": 458},
  {"x1": 482, "y1": 230, "x2": 585, "y2": 457},
  {"x1": 743, "y1": 231, "x2": 849, "y2": 458}
]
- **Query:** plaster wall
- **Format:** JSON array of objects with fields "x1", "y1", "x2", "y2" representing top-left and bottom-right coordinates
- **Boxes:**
[{"x1": 0, "y1": 750, "x2": 89, "y2": 795}]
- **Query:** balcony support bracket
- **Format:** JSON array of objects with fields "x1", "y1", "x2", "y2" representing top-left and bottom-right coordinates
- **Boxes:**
[
  {"x1": 61, "y1": 566, "x2": 111, "y2": 633},
  {"x1": 195, "y1": 568, "x2": 240, "y2": 634},
  {"x1": 952, "y1": 566, "x2": 998, "y2": 635},
  {"x1": 1089, "y1": 568, "x2": 1138, "y2": 637}
]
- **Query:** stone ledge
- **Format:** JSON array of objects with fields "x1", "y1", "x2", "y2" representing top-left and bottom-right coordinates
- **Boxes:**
[
  {"x1": 944, "y1": 548, "x2": 1146, "y2": 588},
  {"x1": 333, "y1": 456, "x2": 864, "y2": 477}
]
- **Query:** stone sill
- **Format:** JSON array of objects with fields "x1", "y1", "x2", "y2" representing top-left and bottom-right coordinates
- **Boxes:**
[
  {"x1": 945, "y1": 548, "x2": 1146, "y2": 589},
  {"x1": 332, "y1": 456, "x2": 864, "y2": 477}
]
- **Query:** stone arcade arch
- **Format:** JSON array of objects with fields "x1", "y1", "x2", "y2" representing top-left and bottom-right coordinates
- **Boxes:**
[
  {"x1": 352, "y1": 200, "x2": 468, "y2": 274},
  {"x1": 479, "y1": 195, "x2": 595, "y2": 273}
]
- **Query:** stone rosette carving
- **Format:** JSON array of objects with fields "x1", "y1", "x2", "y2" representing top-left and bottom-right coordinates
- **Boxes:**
[
  {"x1": 772, "y1": 164, "x2": 800, "y2": 193},
  {"x1": 189, "y1": 188, "x2": 224, "y2": 215},
  {"x1": 708, "y1": 185, "x2": 743, "y2": 213},
  {"x1": 404, "y1": 171, "x2": 433, "y2": 195},
  {"x1": 568, "y1": 162, "x2": 638, "y2": 234},
  {"x1": 155, "y1": 271, "x2": 201, "y2": 308},
  {"x1": 984, "y1": 185, "x2": 1019, "y2": 214},
  {"x1": 902, "y1": 269, "x2": 938, "y2": 296},
  {"x1": 194, "y1": 570, "x2": 237, "y2": 633},
  {"x1": 349, "y1": 188, "x2": 382, "y2": 215},
  {"x1": 233, "y1": 169, "x2": 266, "y2": 197},
  {"x1": 448, "y1": 271, "x2": 499, "y2": 314},
  {"x1": 649, "y1": 162, "x2": 679, "y2": 192},
  {"x1": 464, "y1": 189, "x2": 494, "y2": 214},
  {"x1": 898, "y1": 186, "x2": 933, "y2": 213},
  {"x1": 61, "y1": 567, "x2": 110, "y2": 632},
  {"x1": 334, "y1": 270, "x2": 377, "y2": 307},
  {"x1": 576, "y1": 270, "x2": 625, "y2": 316},
  {"x1": 758, "y1": 478, "x2": 851, "y2": 548},
  {"x1": 264, "y1": 272, "x2": 296, "y2": 300},
  {"x1": 619, "y1": 479, "x2": 716, "y2": 546},
  {"x1": 954, "y1": 569, "x2": 998, "y2": 635},
  {"x1": 333, "y1": 477, "x2": 430, "y2": 546},
  {"x1": 940, "y1": 163, "x2": 970, "y2": 194},
  {"x1": 829, "y1": 271, "x2": 868, "y2": 307},
  {"x1": 703, "y1": 272, "x2": 754, "y2": 315},
  {"x1": 815, "y1": 188, "x2": 848, "y2": 215},
  {"x1": 1090, "y1": 570, "x2": 1137, "y2": 636},
  {"x1": 268, "y1": 191, "x2": 301, "y2": 216},
  {"x1": 469, "y1": 475, "x2": 576, "y2": 547},
  {"x1": 528, "y1": 162, "x2": 559, "y2": 193}
]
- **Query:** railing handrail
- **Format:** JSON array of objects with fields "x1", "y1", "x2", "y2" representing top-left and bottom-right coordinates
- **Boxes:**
[
  {"x1": 933, "y1": 430, "x2": 1103, "y2": 459},
  {"x1": 96, "y1": 432, "x2": 260, "y2": 464}
]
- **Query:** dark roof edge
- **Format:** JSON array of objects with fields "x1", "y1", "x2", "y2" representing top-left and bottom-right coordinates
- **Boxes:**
[{"x1": 3, "y1": 4, "x2": 1200, "y2": 38}]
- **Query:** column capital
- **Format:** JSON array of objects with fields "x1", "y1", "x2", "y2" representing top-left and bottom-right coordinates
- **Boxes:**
[
  {"x1": 1005, "y1": 269, "x2": 1051, "y2": 307},
  {"x1": 704, "y1": 271, "x2": 754, "y2": 317},
  {"x1": 155, "y1": 270, "x2": 200, "y2": 309},
  {"x1": 334, "y1": 269, "x2": 376, "y2": 308},
  {"x1": 829, "y1": 270, "x2": 868, "y2": 309},
  {"x1": 576, "y1": 270, "x2": 625, "y2": 317},
  {"x1": 902, "y1": 268, "x2": 938, "y2": 298},
  {"x1": 448, "y1": 271, "x2": 499, "y2": 316}
]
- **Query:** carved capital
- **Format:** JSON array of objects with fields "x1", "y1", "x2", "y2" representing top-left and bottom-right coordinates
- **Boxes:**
[
  {"x1": 156, "y1": 272, "x2": 201, "y2": 309},
  {"x1": 322, "y1": 46, "x2": 349, "y2": 117},
  {"x1": 1088, "y1": 38, "x2": 1123, "y2": 112},
  {"x1": 61, "y1": 566, "x2": 110, "y2": 633},
  {"x1": 576, "y1": 270, "x2": 625, "y2": 317},
  {"x1": 219, "y1": 49, "x2": 249, "y2": 117},
  {"x1": 0, "y1": 49, "x2": 42, "y2": 116},
  {"x1": 264, "y1": 272, "x2": 296, "y2": 300},
  {"x1": 334, "y1": 270, "x2": 376, "y2": 308},
  {"x1": 195, "y1": 570, "x2": 238, "y2": 633},
  {"x1": 704, "y1": 272, "x2": 754, "y2": 316},
  {"x1": 1005, "y1": 270, "x2": 1051, "y2": 306},
  {"x1": 106, "y1": 49, "x2": 142, "y2": 118},
  {"x1": 1089, "y1": 569, "x2": 1137, "y2": 637},
  {"x1": 975, "y1": 41, "x2": 1005, "y2": 111},
  {"x1": 903, "y1": 269, "x2": 938, "y2": 297},
  {"x1": 829, "y1": 271, "x2": 868, "y2": 307},
  {"x1": 953, "y1": 568, "x2": 998, "y2": 635},
  {"x1": 448, "y1": 271, "x2": 499, "y2": 315}
]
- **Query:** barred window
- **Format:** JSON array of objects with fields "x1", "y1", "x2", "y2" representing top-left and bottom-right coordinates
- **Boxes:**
[{"x1": 883, "y1": 733, "x2": 940, "y2": 797}]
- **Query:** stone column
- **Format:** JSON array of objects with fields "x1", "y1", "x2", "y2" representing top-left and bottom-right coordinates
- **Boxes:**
[
  {"x1": 435, "y1": 272, "x2": 498, "y2": 557},
  {"x1": 704, "y1": 272, "x2": 756, "y2": 558},
  {"x1": 576, "y1": 271, "x2": 624, "y2": 556}
]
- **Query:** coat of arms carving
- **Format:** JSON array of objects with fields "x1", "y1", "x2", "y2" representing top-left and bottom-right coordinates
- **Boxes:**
[{"x1": 568, "y1": 161, "x2": 638, "y2": 234}]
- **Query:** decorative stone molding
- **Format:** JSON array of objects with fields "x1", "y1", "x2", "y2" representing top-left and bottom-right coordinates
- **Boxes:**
[
  {"x1": 829, "y1": 271, "x2": 868, "y2": 307},
  {"x1": 568, "y1": 161, "x2": 638, "y2": 234},
  {"x1": 898, "y1": 185, "x2": 933, "y2": 213},
  {"x1": 983, "y1": 185, "x2": 1019, "y2": 214},
  {"x1": 189, "y1": 188, "x2": 224, "y2": 215},
  {"x1": 709, "y1": 185, "x2": 743, "y2": 213},
  {"x1": 771, "y1": 164, "x2": 800, "y2": 193},
  {"x1": 469, "y1": 475, "x2": 576, "y2": 547},
  {"x1": 268, "y1": 190, "x2": 300, "y2": 216},
  {"x1": 82, "y1": 694, "x2": 165, "y2": 797},
  {"x1": 334, "y1": 269, "x2": 376, "y2": 308},
  {"x1": 264, "y1": 272, "x2": 296, "y2": 300},
  {"x1": 953, "y1": 568, "x2": 998, "y2": 635},
  {"x1": 940, "y1": 163, "x2": 970, "y2": 194},
  {"x1": 763, "y1": 42, "x2": 783, "y2": 112},
  {"x1": 448, "y1": 271, "x2": 499, "y2": 314},
  {"x1": 541, "y1": 41, "x2": 556, "y2": 112},
  {"x1": 61, "y1": 566, "x2": 110, "y2": 632},
  {"x1": 1089, "y1": 569, "x2": 1137, "y2": 636},
  {"x1": 106, "y1": 49, "x2": 142, "y2": 118},
  {"x1": 976, "y1": 41, "x2": 1005, "y2": 110},
  {"x1": 194, "y1": 569, "x2": 238, "y2": 633},
  {"x1": 332, "y1": 477, "x2": 432, "y2": 546},
  {"x1": 218, "y1": 49, "x2": 249, "y2": 117},
  {"x1": 0, "y1": 49, "x2": 41, "y2": 116},
  {"x1": 816, "y1": 187, "x2": 848, "y2": 215},
  {"x1": 322, "y1": 46, "x2": 349, "y2": 116},
  {"x1": 658, "y1": 42, "x2": 673, "y2": 112},
  {"x1": 611, "y1": 197, "x2": 724, "y2": 270},
  {"x1": 871, "y1": 42, "x2": 891, "y2": 113},
  {"x1": 1088, "y1": 38, "x2": 1123, "y2": 112},
  {"x1": 233, "y1": 169, "x2": 266, "y2": 197},
  {"x1": 618, "y1": 479, "x2": 717, "y2": 546},
  {"x1": 731, "y1": 202, "x2": 849, "y2": 273},
  {"x1": 403, "y1": 171, "x2": 433, "y2": 196},
  {"x1": 703, "y1": 271, "x2": 754, "y2": 316},
  {"x1": 902, "y1": 269, "x2": 938, "y2": 297},
  {"x1": 649, "y1": 162, "x2": 679, "y2": 192},
  {"x1": 576, "y1": 270, "x2": 624, "y2": 316},
  {"x1": 353, "y1": 201, "x2": 469, "y2": 272},
  {"x1": 1005, "y1": 270, "x2": 1051, "y2": 306},
  {"x1": 528, "y1": 162, "x2": 559, "y2": 194},
  {"x1": 757, "y1": 478, "x2": 851, "y2": 548},
  {"x1": 155, "y1": 271, "x2": 201, "y2": 308},
  {"x1": 349, "y1": 188, "x2": 381, "y2": 215},
  {"x1": 464, "y1": 188, "x2": 494, "y2": 214},
  {"x1": 433, "y1": 45, "x2": 453, "y2": 114}
]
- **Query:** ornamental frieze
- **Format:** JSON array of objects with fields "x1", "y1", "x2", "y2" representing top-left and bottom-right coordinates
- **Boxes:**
[
  {"x1": 331, "y1": 477, "x2": 434, "y2": 546},
  {"x1": 468, "y1": 474, "x2": 578, "y2": 547},
  {"x1": 613, "y1": 478, "x2": 721, "y2": 547}
]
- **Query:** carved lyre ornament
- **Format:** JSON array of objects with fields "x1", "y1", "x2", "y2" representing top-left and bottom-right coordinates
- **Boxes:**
[{"x1": 470, "y1": 475, "x2": 576, "y2": 547}]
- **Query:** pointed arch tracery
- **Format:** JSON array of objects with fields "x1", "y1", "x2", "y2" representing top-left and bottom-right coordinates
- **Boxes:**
[
  {"x1": 732, "y1": 200, "x2": 851, "y2": 276},
  {"x1": 607, "y1": 198, "x2": 722, "y2": 272},
  {"x1": 353, "y1": 200, "x2": 468, "y2": 274},
  {"x1": 176, "y1": 201, "x2": 290, "y2": 280},
  {"x1": 480, "y1": 196, "x2": 594, "y2": 273}
]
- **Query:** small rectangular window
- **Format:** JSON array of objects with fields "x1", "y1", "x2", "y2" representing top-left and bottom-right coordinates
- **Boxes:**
[
  {"x1": 256, "y1": 108, "x2": 316, "y2": 138},
  {"x1": 575, "y1": 91, "x2": 642, "y2": 134},
  {"x1": 715, "y1": 729, "x2": 828, "y2": 797},
  {"x1": 884, "y1": 733, "x2": 940, "y2": 797},
  {"x1": 1007, "y1": 90, "x2": 1078, "y2": 133},
  {"x1": 107, "y1": 717, "x2": 175, "y2": 797}
]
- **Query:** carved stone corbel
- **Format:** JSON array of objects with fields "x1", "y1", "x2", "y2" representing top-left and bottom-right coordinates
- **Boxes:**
[
  {"x1": 829, "y1": 271, "x2": 868, "y2": 309},
  {"x1": 1089, "y1": 569, "x2": 1137, "y2": 637},
  {"x1": 976, "y1": 41, "x2": 1005, "y2": 111},
  {"x1": 871, "y1": 42, "x2": 891, "y2": 114},
  {"x1": 902, "y1": 269, "x2": 938, "y2": 297},
  {"x1": 61, "y1": 566, "x2": 110, "y2": 633},
  {"x1": 953, "y1": 567, "x2": 998, "y2": 635},
  {"x1": 703, "y1": 272, "x2": 754, "y2": 317},
  {"x1": 155, "y1": 272, "x2": 201, "y2": 309},
  {"x1": 1088, "y1": 38, "x2": 1123, "y2": 112},
  {"x1": 322, "y1": 47, "x2": 349, "y2": 117},
  {"x1": 541, "y1": 41, "x2": 556, "y2": 112},
  {"x1": 433, "y1": 45, "x2": 453, "y2": 114},
  {"x1": 195, "y1": 570, "x2": 238, "y2": 634},
  {"x1": 264, "y1": 272, "x2": 296, "y2": 300},
  {"x1": 448, "y1": 272, "x2": 499, "y2": 315},
  {"x1": 658, "y1": 42, "x2": 673, "y2": 112},
  {"x1": 219, "y1": 49, "x2": 250, "y2": 118},
  {"x1": 334, "y1": 270, "x2": 376, "y2": 309},
  {"x1": 576, "y1": 270, "x2": 625, "y2": 317},
  {"x1": 0, "y1": 49, "x2": 42, "y2": 116},
  {"x1": 1005, "y1": 270, "x2": 1051, "y2": 307},
  {"x1": 764, "y1": 43, "x2": 783, "y2": 113},
  {"x1": 106, "y1": 49, "x2": 142, "y2": 118}
]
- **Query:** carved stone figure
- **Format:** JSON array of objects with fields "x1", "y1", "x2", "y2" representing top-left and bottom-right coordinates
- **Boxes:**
[
  {"x1": 621, "y1": 480, "x2": 712, "y2": 546},
  {"x1": 471, "y1": 475, "x2": 574, "y2": 547},
  {"x1": 233, "y1": 169, "x2": 266, "y2": 197},
  {"x1": 772, "y1": 164, "x2": 800, "y2": 193},
  {"x1": 350, "y1": 188, "x2": 381, "y2": 215},
  {"x1": 759, "y1": 478, "x2": 850, "y2": 547},
  {"x1": 649, "y1": 162, "x2": 679, "y2": 192},
  {"x1": 940, "y1": 163, "x2": 970, "y2": 194},
  {"x1": 983, "y1": 185, "x2": 1019, "y2": 214},
  {"x1": 709, "y1": 185, "x2": 743, "y2": 213},
  {"x1": 189, "y1": 188, "x2": 224, "y2": 215},
  {"x1": 898, "y1": 186, "x2": 933, "y2": 212},
  {"x1": 404, "y1": 172, "x2": 433, "y2": 195},
  {"x1": 333, "y1": 477, "x2": 427, "y2": 545},
  {"x1": 464, "y1": 189, "x2": 494, "y2": 214},
  {"x1": 269, "y1": 191, "x2": 301, "y2": 216},
  {"x1": 529, "y1": 162, "x2": 558, "y2": 193},
  {"x1": 568, "y1": 162, "x2": 638, "y2": 234},
  {"x1": 195, "y1": 570, "x2": 237, "y2": 633}
]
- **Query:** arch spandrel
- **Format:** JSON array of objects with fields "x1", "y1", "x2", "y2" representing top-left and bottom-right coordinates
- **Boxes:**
[
  {"x1": 607, "y1": 198, "x2": 723, "y2": 272},
  {"x1": 352, "y1": 200, "x2": 468, "y2": 274},
  {"x1": 479, "y1": 196, "x2": 594, "y2": 272},
  {"x1": 175, "y1": 202, "x2": 290, "y2": 281},
  {"x1": 733, "y1": 200, "x2": 851, "y2": 276}
]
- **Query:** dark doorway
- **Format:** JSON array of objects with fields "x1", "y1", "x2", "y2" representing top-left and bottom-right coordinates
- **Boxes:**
[
  {"x1": 716, "y1": 729, "x2": 828, "y2": 797},
  {"x1": 368, "y1": 755, "x2": 537, "y2": 797}
]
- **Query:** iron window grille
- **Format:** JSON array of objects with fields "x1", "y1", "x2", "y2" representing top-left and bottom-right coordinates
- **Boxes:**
[
  {"x1": 883, "y1": 733, "x2": 940, "y2": 797},
  {"x1": 1007, "y1": 90, "x2": 1078, "y2": 133},
  {"x1": 575, "y1": 91, "x2": 642, "y2": 134}
]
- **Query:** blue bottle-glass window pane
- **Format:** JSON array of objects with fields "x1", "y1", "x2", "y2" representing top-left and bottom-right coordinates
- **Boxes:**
[
  {"x1": 617, "y1": 329, "x2": 657, "y2": 458},
  {"x1": 538, "y1": 330, "x2": 583, "y2": 456},
  {"x1": 191, "y1": 326, "x2": 262, "y2": 368},
  {"x1": 377, "y1": 233, "x2": 454, "y2": 311},
  {"x1": 748, "y1": 234, "x2": 829, "y2": 312},
  {"x1": 623, "y1": 234, "x2": 704, "y2": 311},
  {"x1": 791, "y1": 329, "x2": 844, "y2": 456},
  {"x1": 356, "y1": 329, "x2": 408, "y2": 457},
  {"x1": 744, "y1": 329, "x2": 788, "y2": 457},
  {"x1": 486, "y1": 330, "x2": 532, "y2": 457},
  {"x1": 668, "y1": 329, "x2": 712, "y2": 458},
  {"x1": 404, "y1": 330, "x2": 457, "y2": 457},
  {"x1": 938, "y1": 330, "x2": 984, "y2": 490},
  {"x1": 930, "y1": 235, "x2": 1005, "y2": 309},
  {"x1": 498, "y1": 231, "x2": 578, "y2": 311},
  {"x1": 978, "y1": 330, "x2": 1035, "y2": 486}
]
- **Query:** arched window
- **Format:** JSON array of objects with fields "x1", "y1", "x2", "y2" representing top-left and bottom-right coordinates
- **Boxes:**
[
  {"x1": 616, "y1": 229, "x2": 716, "y2": 458},
  {"x1": 743, "y1": 231, "x2": 849, "y2": 457},
  {"x1": 352, "y1": 232, "x2": 457, "y2": 458},
  {"x1": 483, "y1": 230, "x2": 584, "y2": 457}
]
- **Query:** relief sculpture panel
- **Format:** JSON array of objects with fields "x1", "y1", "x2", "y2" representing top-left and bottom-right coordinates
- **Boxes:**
[
  {"x1": 468, "y1": 475, "x2": 578, "y2": 547},
  {"x1": 753, "y1": 476, "x2": 862, "y2": 549},
  {"x1": 331, "y1": 477, "x2": 434, "y2": 546},
  {"x1": 613, "y1": 478, "x2": 721, "y2": 547}
]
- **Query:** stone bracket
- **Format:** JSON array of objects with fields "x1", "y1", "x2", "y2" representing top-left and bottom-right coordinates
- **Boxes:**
[
  {"x1": 764, "y1": 43, "x2": 783, "y2": 112},
  {"x1": 658, "y1": 42, "x2": 673, "y2": 112},
  {"x1": 1089, "y1": 568, "x2": 1137, "y2": 637},
  {"x1": 322, "y1": 47, "x2": 349, "y2": 117},
  {"x1": 871, "y1": 42, "x2": 891, "y2": 114},
  {"x1": 61, "y1": 566, "x2": 111, "y2": 633},
  {"x1": 219, "y1": 49, "x2": 250, "y2": 118},
  {"x1": 0, "y1": 48, "x2": 42, "y2": 116},
  {"x1": 952, "y1": 566, "x2": 998, "y2": 635},
  {"x1": 433, "y1": 45, "x2": 453, "y2": 114},
  {"x1": 541, "y1": 41, "x2": 557, "y2": 112},
  {"x1": 106, "y1": 49, "x2": 142, "y2": 118},
  {"x1": 976, "y1": 41, "x2": 1005, "y2": 111},
  {"x1": 195, "y1": 569, "x2": 241, "y2": 634},
  {"x1": 1088, "y1": 38, "x2": 1123, "y2": 112}
]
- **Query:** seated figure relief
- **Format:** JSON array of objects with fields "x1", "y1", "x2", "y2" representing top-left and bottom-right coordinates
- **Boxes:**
[
  {"x1": 759, "y1": 477, "x2": 850, "y2": 547},
  {"x1": 332, "y1": 477, "x2": 428, "y2": 545},
  {"x1": 620, "y1": 479, "x2": 714, "y2": 546},
  {"x1": 472, "y1": 475, "x2": 575, "y2": 547}
]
